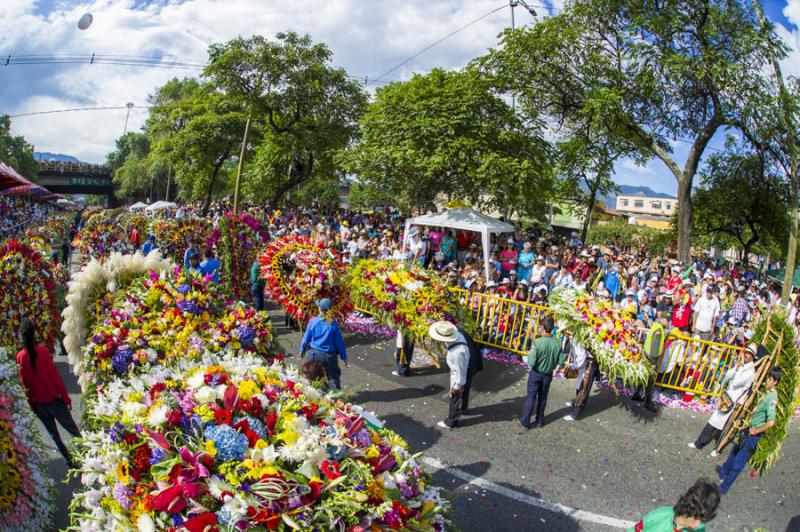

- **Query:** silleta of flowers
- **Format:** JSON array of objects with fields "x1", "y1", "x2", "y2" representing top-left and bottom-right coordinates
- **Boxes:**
[
  {"x1": 71, "y1": 354, "x2": 449, "y2": 531},
  {"x1": 209, "y1": 213, "x2": 269, "y2": 300},
  {"x1": 153, "y1": 218, "x2": 210, "y2": 261},
  {"x1": 0, "y1": 350, "x2": 55, "y2": 532},
  {"x1": 77, "y1": 267, "x2": 277, "y2": 401},
  {"x1": 0, "y1": 240, "x2": 59, "y2": 351},
  {"x1": 549, "y1": 288, "x2": 653, "y2": 388},
  {"x1": 260, "y1": 235, "x2": 351, "y2": 323},
  {"x1": 348, "y1": 259, "x2": 467, "y2": 344}
]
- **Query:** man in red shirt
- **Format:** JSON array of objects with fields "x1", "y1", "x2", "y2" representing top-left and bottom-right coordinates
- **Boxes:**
[{"x1": 671, "y1": 289, "x2": 693, "y2": 332}]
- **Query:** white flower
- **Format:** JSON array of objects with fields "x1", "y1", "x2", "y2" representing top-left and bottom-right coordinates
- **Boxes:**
[
  {"x1": 194, "y1": 386, "x2": 217, "y2": 404},
  {"x1": 187, "y1": 371, "x2": 205, "y2": 389},
  {"x1": 147, "y1": 404, "x2": 169, "y2": 426},
  {"x1": 137, "y1": 513, "x2": 156, "y2": 532},
  {"x1": 122, "y1": 400, "x2": 147, "y2": 420}
]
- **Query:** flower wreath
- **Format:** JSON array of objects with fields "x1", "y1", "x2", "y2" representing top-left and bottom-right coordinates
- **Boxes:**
[
  {"x1": 212, "y1": 213, "x2": 269, "y2": 300},
  {"x1": 549, "y1": 288, "x2": 653, "y2": 388},
  {"x1": 71, "y1": 354, "x2": 450, "y2": 532},
  {"x1": 259, "y1": 235, "x2": 351, "y2": 323},
  {"x1": 0, "y1": 350, "x2": 55, "y2": 532},
  {"x1": 61, "y1": 251, "x2": 173, "y2": 382},
  {"x1": 0, "y1": 240, "x2": 59, "y2": 351}
]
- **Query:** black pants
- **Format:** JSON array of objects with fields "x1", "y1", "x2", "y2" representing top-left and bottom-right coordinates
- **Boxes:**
[
  {"x1": 252, "y1": 285, "x2": 265, "y2": 311},
  {"x1": 570, "y1": 358, "x2": 598, "y2": 419},
  {"x1": 444, "y1": 373, "x2": 474, "y2": 427},
  {"x1": 520, "y1": 369, "x2": 552, "y2": 428},
  {"x1": 694, "y1": 422, "x2": 722, "y2": 449},
  {"x1": 633, "y1": 372, "x2": 656, "y2": 404},
  {"x1": 395, "y1": 337, "x2": 415, "y2": 376},
  {"x1": 33, "y1": 398, "x2": 81, "y2": 464}
]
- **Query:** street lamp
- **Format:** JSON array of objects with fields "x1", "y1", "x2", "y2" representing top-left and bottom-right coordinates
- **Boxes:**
[{"x1": 509, "y1": 0, "x2": 537, "y2": 112}]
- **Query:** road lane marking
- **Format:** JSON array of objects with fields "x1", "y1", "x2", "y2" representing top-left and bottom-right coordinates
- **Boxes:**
[{"x1": 421, "y1": 456, "x2": 636, "y2": 530}]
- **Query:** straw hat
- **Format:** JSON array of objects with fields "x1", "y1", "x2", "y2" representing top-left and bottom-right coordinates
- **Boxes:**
[{"x1": 429, "y1": 321, "x2": 458, "y2": 343}]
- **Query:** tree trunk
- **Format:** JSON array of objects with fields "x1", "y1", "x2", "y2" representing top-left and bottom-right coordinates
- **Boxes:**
[
  {"x1": 676, "y1": 177, "x2": 692, "y2": 262},
  {"x1": 202, "y1": 159, "x2": 225, "y2": 217},
  {"x1": 269, "y1": 155, "x2": 313, "y2": 209},
  {"x1": 581, "y1": 180, "x2": 600, "y2": 244},
  {"x1": 783, "y1": 162, "x2": 798, "y2": 302}
]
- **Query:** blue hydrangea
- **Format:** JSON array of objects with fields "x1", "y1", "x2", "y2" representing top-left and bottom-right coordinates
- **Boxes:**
[
  {"x1": 177, "y1": 283, "x2": 191, "y2": 294},
  {"x1": 111, "y1": 346, "x2": 134, "y2": 375},
  {"x1": 177, "y1": 299, "x2": 202, "y2": 315},
  {"x1": 233, "y1": 416, "x2": 268, "y2": 440},
  {"x1": 236, "y1": 325, "x2": 256, "y2": 348},
  {"x1": 204, "y1": 424, "x2": 247, "y2": 461}
]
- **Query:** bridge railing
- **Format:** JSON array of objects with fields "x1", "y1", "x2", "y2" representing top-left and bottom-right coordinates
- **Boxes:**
[{"x1": 38, "y1": 160, "x2": 111, "y2": 175}]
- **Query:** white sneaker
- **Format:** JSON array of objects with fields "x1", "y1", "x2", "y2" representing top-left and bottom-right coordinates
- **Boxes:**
[
  {"x1": 563, "y1": 414, "x2": 576, "y2": 421},
  {"x1": 391, "y1": 371, "x2": 400, "y2": 376},
  {"x1": 437, "y1": 421, "x2": 451, "y2": 429},
  {"x1": 710, "y1": 450, "x2": 719, "y2": 458},
  {"x1": 565, "y1": 401, "x2": 573, "y2": 408},
  {"x1": 688, "y1": 442, "x2": 697, "y2": 449}
]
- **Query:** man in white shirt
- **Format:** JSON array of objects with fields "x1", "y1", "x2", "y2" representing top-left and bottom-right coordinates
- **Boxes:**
[
  {"x1": 429, "y1": 321, "x2": 470, "y2": 429},
  {"x1": 692, "y1": 285, "x2": 720, "y2": 341}
]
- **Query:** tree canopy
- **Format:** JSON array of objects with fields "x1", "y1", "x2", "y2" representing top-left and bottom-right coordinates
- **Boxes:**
[
  {"x1": 343, "y1": 68, "x2": 554, "y2": 217},
  {"x1": 0, "y1": 115, "x2": 38, "y2": 180}
]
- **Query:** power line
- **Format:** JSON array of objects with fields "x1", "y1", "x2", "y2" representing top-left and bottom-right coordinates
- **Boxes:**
[
  {"x1": 9, "y1": 105, "x2": 152, "y2": 118},
  {"x1": 370, "y1": 3, "x2": 508, "y2": 84}
]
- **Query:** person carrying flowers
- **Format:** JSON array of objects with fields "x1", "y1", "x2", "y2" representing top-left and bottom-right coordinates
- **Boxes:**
[{"x1": 300, "y1": 298, "x2": 349, "y2": 390}]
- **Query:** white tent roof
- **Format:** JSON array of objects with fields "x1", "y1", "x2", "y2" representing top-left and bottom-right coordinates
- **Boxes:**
[
  {"x1": 128, "y1": 202, "x2": 148, "y2": 211},
  {"x1": 405, "y1": 207, "x2": 515, "y2": 234},
  {"x1": 144, "y1": 200, "x2": 177, "y2": 212}
]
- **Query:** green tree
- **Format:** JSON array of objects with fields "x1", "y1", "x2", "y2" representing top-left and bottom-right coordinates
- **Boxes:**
[
  {"x1": 692, "y1": 146, "x2": 789, "y2": 265},
  {"x1": 479, "y1": 0, "x2": 778, "y2": 262},
  {"x1": 343, "y1": 68, "x2": 554, "y2": 217},
  {"x1": 204, "y1": 32, "x2": 367, "y2": 208},
  {"x1": 347, "y1": 181, "x2": 398, "y2": 211},
  {"x1": 0, "y1": 115, "x2": 38, "y2": 180},
  {"x1": 106, "y1": 132, "x2": 155, "y2": 199}
]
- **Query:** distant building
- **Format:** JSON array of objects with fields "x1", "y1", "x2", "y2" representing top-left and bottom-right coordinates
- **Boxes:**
[{"x1": 616, "y1": 193, "x2": 676, "y2": 217}]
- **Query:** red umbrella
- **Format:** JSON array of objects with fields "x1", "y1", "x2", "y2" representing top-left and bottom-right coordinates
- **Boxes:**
[
  {"x1": 0, "y1": 160, "x2": 34, "y2": 191},
  {"x1": 1, "y1": 184, "x2": 45, "y2": 196}
]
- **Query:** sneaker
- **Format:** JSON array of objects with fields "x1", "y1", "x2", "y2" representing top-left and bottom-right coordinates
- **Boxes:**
[
  {"x1": 517, "y1": 419, "x2": 530, "y2": 430},
  {"x1": 437, "y1": 421, "x2": 451, "y2": 429},
  {"x1": 563, "y1": 414, "x2": 576, "y2": 422},
  {"x1": 688, "y1": 442, "x2": 697, "y2": 449},
  {"x1": 391, "y1": 371, "x2": 400, "y2": 376},
  {"x1": 710, "y1": 450, "x2": 719, "y2": 458}
]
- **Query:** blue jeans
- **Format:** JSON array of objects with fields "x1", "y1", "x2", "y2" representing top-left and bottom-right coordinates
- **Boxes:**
[
  {"x1": 306, "y1": 348, "x2": 342, "y2": 390},
  {"x1": 520, "y1": 369, "x2": 552, "y2": 427},
  {"x1": 251, "y1": 285, "x2": 265, "y2": 311},
  {"x1": 719, "y1": 433, "x2": 761, "y2": 494}
]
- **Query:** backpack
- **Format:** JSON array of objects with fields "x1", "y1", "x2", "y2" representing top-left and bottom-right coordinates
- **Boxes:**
[{"x1": 451, "y1": 328, "x2": 484, "y2": 377}]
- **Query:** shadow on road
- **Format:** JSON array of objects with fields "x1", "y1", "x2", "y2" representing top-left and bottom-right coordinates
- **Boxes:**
[{"x1": 353, "y1": 383, "x2": 446, "y2": 404}]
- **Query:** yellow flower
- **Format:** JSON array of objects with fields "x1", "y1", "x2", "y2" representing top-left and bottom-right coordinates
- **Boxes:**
[
  {"x1": 205, "y1": 440, "x2": 217, "y2": 458},
  {"x1": 194, "y1": 405, "x2": 215, "y2": 422},
  {"x1": 116, "y1": 460, "x2": 130, "y2": 484},
  {"x1": 238, "y1": 380, "x2": 260, "y2": 401}
]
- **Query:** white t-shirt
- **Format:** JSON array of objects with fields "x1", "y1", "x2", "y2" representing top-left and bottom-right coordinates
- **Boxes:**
[{"x1": 694, "y1": 296, "x2": 720, "y2": 332}]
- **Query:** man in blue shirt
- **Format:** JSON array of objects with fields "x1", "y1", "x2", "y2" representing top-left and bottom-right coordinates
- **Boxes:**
[
  {"x1": 200, "y1": 248, "x2": 221, "y2": 282},
  {"x1": 300, "y1": 298, "x2": 348, "y2": 390},
  {"x1": 184, "y1": 246, "x2": 202, "y2": 273},
  {"x1": 142, "y1": 234, "x2": 157, "y2": 256}
]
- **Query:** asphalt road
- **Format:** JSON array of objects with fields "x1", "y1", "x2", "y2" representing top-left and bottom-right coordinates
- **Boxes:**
[{"x1": 44, "y1": 306, "x2": 800, "y2": 532}]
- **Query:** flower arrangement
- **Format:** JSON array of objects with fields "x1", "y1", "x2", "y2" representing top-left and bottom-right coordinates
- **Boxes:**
[
  {"x1": 23, "y1": 234, "x2": 69, "y2": 286},
  {"x1": 213, "y1": 214, "x2": 269, "y2": 300},
  {"x1": 152, "y1": 218, "x2": 210, "y2": 261},
  {"x1": 71, "y1": 354, "x2": 449, "y2": 532},
  {"x1": 76, "y1": 268, "x2": 276, "y2": 397},
  {"x1": 259, "y1": 235, "x2": 351, "y2": 323},
  {"x1": 73, "y1": 222, "x2": 129, "y2": 262},
  {"x1": 347, "y1": 259, "x2": 468, "y2": 344},
  {"x1": 0, "y1": 240, "x2": 59, "y2": 351},
  {"x1": 0, "y1": 350, "x2": 55, "y2": 532},
  {"x1": 61, "y1": 252, "x2": 174, "y2": 374},
  {"x1": 549, "y1": 288, "x2": 653, "y2": 388}
]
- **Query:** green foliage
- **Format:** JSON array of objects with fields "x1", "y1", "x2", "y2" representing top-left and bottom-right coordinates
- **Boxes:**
[
  {"x1": 692, "y1": 144, "x2": 789, "y2": 262},
  {"x1": 347, "y1": 181, "x2": 398, "y2": 212},
  {"x1": 0, "y1": 115, "x2": 38, "y2": 180},
  {"x1": 586, "y1": 218, "x2": 673, "y2": 256},
  {"x1": 343, "y1": 68, "x2": 555, "y2": 218},
  {"x1": 285, "y1": 176, "x2": 342, "y2": 207},
  {"x1": 750, "y1": 312, "x2": 799, "y2": 473},
  {"x1": 205, "y1": 32, "x2": 367, "y2": 207},
  {"x1": 478, "y1": 0, "x2": 780, "y2": 260},
  {"x1": 106, "y1": 132, "x2": 156, "y2": 199}
]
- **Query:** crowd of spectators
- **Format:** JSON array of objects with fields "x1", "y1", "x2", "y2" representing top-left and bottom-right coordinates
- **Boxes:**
[{"x1": 0, "y1": 196, "x2": 54, "y2": 242}]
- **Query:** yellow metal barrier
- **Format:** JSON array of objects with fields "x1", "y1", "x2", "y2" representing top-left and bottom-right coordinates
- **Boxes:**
[
  {"x1": 351, "y1": 287, "x2": 741, "y2": 397},
  {"x1": 654, "y1": 332, "x2": 744, "y2": 398}
]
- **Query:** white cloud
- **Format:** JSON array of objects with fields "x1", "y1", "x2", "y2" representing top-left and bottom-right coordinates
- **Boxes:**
[
  {"x1": 1, "y1": 0, "x2": 515, "y2": 162},
  {"x1": 621, "y1": 159, "x2": 655, "y2": 174}
]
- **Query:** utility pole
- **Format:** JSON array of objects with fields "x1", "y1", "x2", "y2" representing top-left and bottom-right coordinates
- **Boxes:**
[
  {"x1": 165, "y1": 167, "x2": 172, "y2": 202},
  {"x1": 123, "y1": 102, "x2": 134, "y2": 134},
  {"x1": 233, "y1": 117, "x2": 251, "y2": 214},
  {"x1": 509, "y1": 0, "x2": 537, "y2": 113}
]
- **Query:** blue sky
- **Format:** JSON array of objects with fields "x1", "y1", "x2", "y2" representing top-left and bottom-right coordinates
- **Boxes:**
[{"x1": 1, "y1": 0, "x2": 799, "y2": 196}]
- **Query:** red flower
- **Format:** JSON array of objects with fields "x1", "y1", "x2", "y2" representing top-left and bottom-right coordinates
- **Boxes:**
[
  {"x1": 214, "y1": 409, "x2": 232, "y2": 425},
  {"x1": 150, "y1": 485, "x2": 186, "y2": 513},
  {"x1": 166, "y1": 409, "x2": 183, "y2": 426},
  {"x1": 265, "y1": 412, "x2": 278, "y2": 435},
  {"x1": 392, "y1": 500, "x2": 416, "y2": 518},
  {"x1": 320, "y1": 460, "x2": 341, "y2": 480},
  {"x1": 183, "y1": 512, "x2": 219, "y2": 532}
]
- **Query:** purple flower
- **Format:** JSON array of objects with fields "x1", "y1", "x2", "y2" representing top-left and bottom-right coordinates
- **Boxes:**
[
  {"x1": 177, "y1": 299, "x2": 202, "y2": 315},
  {"x1": 112, "y1": 482, "x2": 134, "y2": 510},
  {"x1": 177, "y1": 283, "x2": 191, "y2": 294},
  {"x1": 109, "y1": 421, "x2": 126, "y2": 443},
  {"x1": 236, "y1": 325, "x2": 256, "y2": 348},
  {"x1": 111, "y1": 346, "x2": 134, "y2": 375}
]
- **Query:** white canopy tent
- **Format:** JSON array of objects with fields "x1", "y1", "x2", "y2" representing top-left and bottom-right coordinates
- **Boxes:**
[
  {"x1": 144, "y1": 200, "x2": 177, "y2": 212},
  {"x1": 403, "y1": 207, "x2": 515, "y2": 282},
  {"x1": 128, "y1": 202, "x2": 148, "y2": 211}
]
